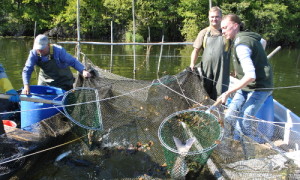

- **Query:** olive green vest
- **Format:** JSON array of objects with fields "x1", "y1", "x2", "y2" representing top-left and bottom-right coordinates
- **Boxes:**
[
  {"x1": 201, "y1": 28, "x2": 231, "y2": 100},
  {"x1": 232, "y1": 32, "x2": 273, "y2": 91}
]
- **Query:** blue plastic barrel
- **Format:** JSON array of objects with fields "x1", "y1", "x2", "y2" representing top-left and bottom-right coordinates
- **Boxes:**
[{"x1": 21, "y1": 85, "x2": 65, "y2": 129}]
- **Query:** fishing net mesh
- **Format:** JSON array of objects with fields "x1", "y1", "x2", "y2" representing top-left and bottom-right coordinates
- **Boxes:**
[
  {"x1": 158, "y1": 109, "x2": 223, "y2": 178},
  {"x1": 0, "y1": 113, "x2": 72, "y2": 178},
  {"x1": 61, "y1": 87, "x2": 103, "y2": 131},
  {"x1": 71, "y1": 57, "x2": 300, "y2": 179},
  {"x1": 1, "y1": 54, "x2": 300, "y2": 179}
]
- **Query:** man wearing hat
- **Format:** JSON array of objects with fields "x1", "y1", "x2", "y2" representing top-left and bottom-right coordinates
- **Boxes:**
[{"x1": 22, "y1": 34, "x2": 91, "y2": 94}]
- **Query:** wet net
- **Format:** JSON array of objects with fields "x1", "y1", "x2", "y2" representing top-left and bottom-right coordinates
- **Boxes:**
[
  {"x1": 2, "y1": 54, "x2": 300, "y2": 179},
  {"x1": 71, "y1": 57, "x2": 300, "y2": 179},
  {"x1": 0, "y1": 113, "x2": 72, "y2": 178},
  {"x1": 60, "y1": 87, "x2": 103, "y2": 131},
  {"x1": 158, "y1": 109, "x2": 223, "y2": 179},
  {"x1": 0, "y1": 140, "x2": 25, "y2": 178}
]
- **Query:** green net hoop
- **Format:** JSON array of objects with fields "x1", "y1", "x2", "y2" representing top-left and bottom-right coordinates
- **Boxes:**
[
  {"x1": 158, "y1": 109, "x2": 224, "y2": 176},
  {"x1": 60, "y1": 87, "x2": 103, "y2": 131}
]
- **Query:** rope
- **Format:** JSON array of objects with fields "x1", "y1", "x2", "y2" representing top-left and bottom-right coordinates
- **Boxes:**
[
  {"x1": 1, "y1": 72, "x2": 299, "y2": 126},
  {"x1": 185, "y1": 68, "x2": 300, "y2": 91},
  {"x1": 0, "y1": 134, "x2": 86, "y2": 166}
]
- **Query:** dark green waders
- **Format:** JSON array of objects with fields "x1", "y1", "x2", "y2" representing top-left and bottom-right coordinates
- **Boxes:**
[
  {"x1": 200, "y1": 35, "x2": 230, "y2": 100},
  {"x1": 37, "y1": 56, "x2": 74, "y2": 91}
]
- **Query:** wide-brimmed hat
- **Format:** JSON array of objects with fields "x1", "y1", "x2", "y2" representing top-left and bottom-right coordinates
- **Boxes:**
[{"x1": 33, "y1": 34, "x2": 49, "y2": 50}]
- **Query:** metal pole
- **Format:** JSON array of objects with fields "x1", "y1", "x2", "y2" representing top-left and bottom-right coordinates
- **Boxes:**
[
  {"x1": 209, "y1": 0, "x2": 212, "y2": 9},
  {"x1": 76, "y1": 0, "x2": 81, "y2": 61}
]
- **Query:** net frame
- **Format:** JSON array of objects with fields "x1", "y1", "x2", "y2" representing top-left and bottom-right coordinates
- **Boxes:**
[
  {"x1": 57, "y1": 87, "x2": 103, "y2": 131},
  {"x1": 158, "y1": 109, "x2": 224, "y2": 156}
]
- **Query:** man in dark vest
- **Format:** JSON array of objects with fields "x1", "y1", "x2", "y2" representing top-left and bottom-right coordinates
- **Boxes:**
[
  {"x1": 22, "y1": 34, "x2": 91, "y2": 94},
  {"x1": 220, "y1": 14, "x2": 273, "y2": 146},
  {"x1": 190, "y1": 6, "x2": 230, "y2": 100}
]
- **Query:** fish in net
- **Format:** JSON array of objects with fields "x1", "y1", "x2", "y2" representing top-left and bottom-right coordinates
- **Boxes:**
[
  {"x1": 18, "y1": 55, "x2": 298, "y2": 179},
  {"x1": 158, "y1": 108, "x2": 223, "y2": 179},
  {"x1": 69, "y1": 57, "x2": 300, "y2": 179},
  {"x1": 71, "y1": 59, "x2": 215, "y2": 179}
]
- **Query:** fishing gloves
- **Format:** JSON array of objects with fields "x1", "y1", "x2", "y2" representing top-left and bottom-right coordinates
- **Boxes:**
[{"x1": 5, "y1": 89, "x2": 20, "y2": 102}]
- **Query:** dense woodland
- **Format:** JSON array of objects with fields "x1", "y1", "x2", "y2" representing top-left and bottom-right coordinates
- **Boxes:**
[{"x1": 1, "y1": 0, "x2": 299, "y2": 46}]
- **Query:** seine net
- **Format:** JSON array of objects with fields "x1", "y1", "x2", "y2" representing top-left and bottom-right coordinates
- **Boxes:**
[
  {"x1": 0, "y1": 140, "x2": 24, "y2": 177},
  {"x1": 3, "y1": 54, "x2": 300, "y2": 179},
  {"x1": 0, "y1": 113, "x2": 72, "y2": 178},
  {"x1": 72, "y1": 57, "x2": 300, "y2": 179}
]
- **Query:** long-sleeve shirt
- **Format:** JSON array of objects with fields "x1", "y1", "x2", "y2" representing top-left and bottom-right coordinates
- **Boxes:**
[
  {"x1": 22, "y1": 44, "x2": 85, "y2": 85},
  {"x1": 235, "y1": 38, "x2": 267, "y2": 80}
]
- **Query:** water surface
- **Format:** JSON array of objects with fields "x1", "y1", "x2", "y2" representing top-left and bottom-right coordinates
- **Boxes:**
[{"x1": 0, "y1": 37, "x2": 299, "y2": 115}]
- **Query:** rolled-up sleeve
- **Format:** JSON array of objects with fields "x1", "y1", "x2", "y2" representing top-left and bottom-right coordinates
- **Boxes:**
[{"x1": 22, "y1": 50, "x2": 37, "y2": 85}]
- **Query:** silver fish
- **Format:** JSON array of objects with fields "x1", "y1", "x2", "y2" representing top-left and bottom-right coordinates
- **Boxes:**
[
  {"x1": 55, "y1": 150, "x2": 72, "y2": 162},
  {"x1": 171, "y1": 136, "x2": 195, "y2": 180}
]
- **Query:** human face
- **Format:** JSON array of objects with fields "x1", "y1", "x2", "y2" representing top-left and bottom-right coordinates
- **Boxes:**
[
  {"x1": 221, "y1": 18, "x2": 239, "y2": 40},
  {"x1": 209, "y1": 11, "x2": 221, "y2": 28},
  {"x1": 36, "y1": 45, "x2": 50, "y2": 56}
]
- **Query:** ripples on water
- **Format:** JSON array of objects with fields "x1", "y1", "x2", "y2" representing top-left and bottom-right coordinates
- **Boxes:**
[{"x1": 1, "y1": 38, "x2": 300, "y2": 179}]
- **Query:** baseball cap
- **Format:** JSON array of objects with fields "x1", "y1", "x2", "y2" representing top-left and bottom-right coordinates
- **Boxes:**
[{"x1": 33, "y1": 34, "x2": 49, "y2": 50}]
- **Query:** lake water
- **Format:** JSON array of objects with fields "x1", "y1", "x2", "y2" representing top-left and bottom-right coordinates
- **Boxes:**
[
  {"x1": 1, "y1": 37, "x2": 300, "y2": 179},
  {"x1": 1, "y1": 37, "x2": 299, "y2": 116}
]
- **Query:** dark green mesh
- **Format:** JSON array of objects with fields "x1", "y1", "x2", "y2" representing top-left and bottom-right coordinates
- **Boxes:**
[{"x1": 158, "y1": 110, "x2": 223, "y2": 175}]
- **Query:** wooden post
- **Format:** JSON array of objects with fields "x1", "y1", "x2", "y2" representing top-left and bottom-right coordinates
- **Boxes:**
[
  {"x1": 157, "y1": 35, "x2": 164, "y2": 77},
  {"x1": 146, "y1": 26, "x2": 151, "y2": 71},
  {"x1": 76, "y1": 0, "x2": 81, "y2": 61},
  {"x1": 34, "y1": 21, "x2": 37, "y2": 38},
  {"x1": 110, "y1": 21, "x2": 114, "y2": 72},
  {"x1": 132, "y1": 0, "x2": 136, "y2": 78}
]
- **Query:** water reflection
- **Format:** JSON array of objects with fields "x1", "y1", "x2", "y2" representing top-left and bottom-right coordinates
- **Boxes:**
[{"x1": 0, "y1": 38, "x2": 299, "y2": 115}]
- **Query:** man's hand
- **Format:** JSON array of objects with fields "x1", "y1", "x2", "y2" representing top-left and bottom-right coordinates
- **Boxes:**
[
  {"x1": 22, "y1": 84, "x2": 30, "y2": 95},
  {"x1": 221, "y1": 91, "x2": 230, "y2": 104},
  {"x1": 82, "y1": 70, "x2": 91, "y2": 78},
  {"x1": 6, "y1": 89, "x2": 20, "y2": 102}
]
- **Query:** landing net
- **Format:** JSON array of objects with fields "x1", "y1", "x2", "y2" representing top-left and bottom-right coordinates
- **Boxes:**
[
  {"x1": 72, "y1": 57, "x2": 300, "y2": 179},
  {"x1": 60, "y1": 87, "x2": 103, "y2": 131},
  {"x1": 158, "y1": 109, "x2": 223, "y2": 179},
  {"x1": 2, "y1": 54, "x2": 300, "y2": 179}
]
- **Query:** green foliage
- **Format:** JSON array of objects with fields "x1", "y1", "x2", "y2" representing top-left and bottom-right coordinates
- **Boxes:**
[
  {"x1": 0, "y1": 0, "x2": 299, "y2": 46},
  {"x1": 177, "y1": 0, "x2": 208, "y2": 41},
  {"x1": 125, "y1": 32, "x2": 144, "y2": 42},
  {"x1": 252, "y1": 4, "x2": 288, "y2": 40}
]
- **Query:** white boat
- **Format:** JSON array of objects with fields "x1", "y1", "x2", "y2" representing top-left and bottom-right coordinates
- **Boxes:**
[{"x1": 206, "y1": 77, "x2": 300, "y2": 180}]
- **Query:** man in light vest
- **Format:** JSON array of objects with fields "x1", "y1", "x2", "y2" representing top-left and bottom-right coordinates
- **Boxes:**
[
  {"x1": 22, "y1": 34, "x2": 91, "y2": 94},
  {"x1": 190, "y1": 6, "x2": 230, "y2": 100}
]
